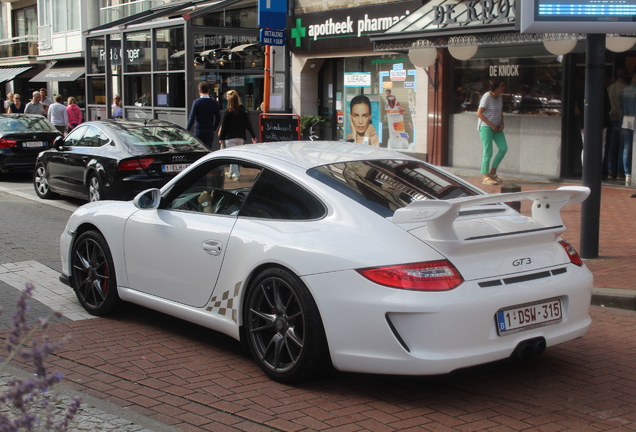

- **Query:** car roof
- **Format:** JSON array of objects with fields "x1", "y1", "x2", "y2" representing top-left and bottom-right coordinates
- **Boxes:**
[
  {"x1": 85, "y1": 119, "x2": 180, "y2": 130},
  {"x1": 220, "y1": 141, "x2": 419, "y2": 170},
  {"x1": 0, "y1": 113, "x2": 48, "y2": 119}
]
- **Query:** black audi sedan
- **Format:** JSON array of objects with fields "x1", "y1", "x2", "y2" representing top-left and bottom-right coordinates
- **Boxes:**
[
  {"x1": 0, "y1": 114, "x2": 61, "y2": 174},
  {"x1": 33, "y1": 119, "x2": 209, "y2": 202}
]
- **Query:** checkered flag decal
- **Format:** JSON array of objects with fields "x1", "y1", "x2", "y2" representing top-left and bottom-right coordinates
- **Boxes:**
[{"x1": 206, "y1": 282, "x2": 241, "y2": 322}]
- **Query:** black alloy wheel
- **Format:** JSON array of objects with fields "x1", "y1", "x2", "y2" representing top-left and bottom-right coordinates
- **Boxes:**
[
  {"x1": 71, "y1": 231, "x2": 120, "y2": 316},
  {"x1": 33, "y1": 163, "x2": 57, "y2": 199},
  {"x1": 88, "y1": 174, "x2": 104, "y2": 202},
  {"x1": 245, "y1": 268, "x2": 331, "y2": 383}
]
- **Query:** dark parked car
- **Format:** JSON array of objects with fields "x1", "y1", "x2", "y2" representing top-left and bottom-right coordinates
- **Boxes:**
[
  {"x1": 33, "y1": 119, "x2": 209, "y2": 202},
  {"x1": 0, "y1": 114, "x2": 61, "y2": 174}
]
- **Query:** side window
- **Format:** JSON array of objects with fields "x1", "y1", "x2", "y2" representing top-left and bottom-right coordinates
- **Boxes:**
[
  {"x1": 165, "y1": 160, "x2": 262, "y2": 215},
  {"x1": 78, "y1": 126, "x2": 102, "y2": 147},
  {"x1": 98, "y1": 130, "x2": 111, "y2": 146},
  {"x1": 63, "y1": 126, "x2": 86, "y2": 147},
  {"x1": 240, "y1": 169, "x2": 326, "y2": 220}
]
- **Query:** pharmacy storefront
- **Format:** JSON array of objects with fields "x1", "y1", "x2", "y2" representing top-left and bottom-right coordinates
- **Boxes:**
[{"x1": 289, "y1": 1, "x2": 428, "y2": 156}]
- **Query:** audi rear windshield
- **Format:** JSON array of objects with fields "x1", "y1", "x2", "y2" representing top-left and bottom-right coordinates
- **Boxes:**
[{"x1": 308, "y1": 159, "x2": 480, "y2": 217}]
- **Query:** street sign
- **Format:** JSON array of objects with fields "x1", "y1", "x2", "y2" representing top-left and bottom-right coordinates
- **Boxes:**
[
  {"x1": 258, "y1": 0, "x2": 288, "y2": 30},
  {"x1": 260, "y1": 28, "x2": 286, "y2": 46}
]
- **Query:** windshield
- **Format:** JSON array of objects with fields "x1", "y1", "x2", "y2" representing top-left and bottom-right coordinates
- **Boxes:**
[
  {"x1": 308, "y1": 159, "x2": 480, "y2": 217},
  {"x1": 117, "y1": 126, "x2": 200, "y2": 146},
  {"x1": 0, "y1": 116, "x2": 57, "y2": 132}
]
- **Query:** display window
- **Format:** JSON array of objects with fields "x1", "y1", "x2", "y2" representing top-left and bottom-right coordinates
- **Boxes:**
[
  {"x1": 453, "y1": 56, "x2": 563, "y2": 116},
  {"x1": 341, "y1": 56, "x2": 417, "y2": 151}
]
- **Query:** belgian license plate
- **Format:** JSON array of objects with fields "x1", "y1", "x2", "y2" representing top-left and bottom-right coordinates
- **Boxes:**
[
  {"x1": 496, "y1": 298, "x2": 562, "y2": 336},
  {"x1": 23, "y1": 141, "x2": 46, "y2": 148},
  {"x1": 162, "y1": 163, "x2": 190, "y2": 173}
]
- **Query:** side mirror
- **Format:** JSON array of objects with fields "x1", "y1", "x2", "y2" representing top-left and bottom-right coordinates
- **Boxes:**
[
  {"x1": 53, "y1": 135, "x2": 65, "y2": 150},
  {"x1": 133, "y1": 188, "x2": 161, "y2": 210}
]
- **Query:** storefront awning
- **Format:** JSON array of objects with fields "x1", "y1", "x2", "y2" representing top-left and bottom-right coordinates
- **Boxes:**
[
  {"x1": 0, "y1": 66, "x2": 33, "y2": 84},
  {"x1": 30, "y1": 67, "x2": 84, "y2": 82}
]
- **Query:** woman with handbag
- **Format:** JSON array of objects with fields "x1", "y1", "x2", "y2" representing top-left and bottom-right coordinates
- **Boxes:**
[{"x1": 218, "y1": 90, "x2": 257, "y2": 180}]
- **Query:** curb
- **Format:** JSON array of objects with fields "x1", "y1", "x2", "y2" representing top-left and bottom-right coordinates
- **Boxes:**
[{"x1": 592, "y1": 288, "x2": 636, "y2": 311}]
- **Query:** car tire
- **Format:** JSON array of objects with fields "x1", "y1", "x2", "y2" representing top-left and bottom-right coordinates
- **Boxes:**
[
  {"x1": 88, "y1": 174, "x2": 105, "y2": 202},
  {"x1": 71, "y1": 230, "x2": 120, "y2": 316},
  {"x1": 244, "y1": 267, "x2": 332, "y2": 383},
  {"x1": 33, "y1": 163, "x2": 58, "y2": 199}
]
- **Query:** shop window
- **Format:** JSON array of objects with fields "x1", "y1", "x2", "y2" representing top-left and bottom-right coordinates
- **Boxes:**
[
  {"x1": 87, "y1": 77, "x2": 106, "y2": 105},
  {"x1": 192, "y1": 6, "x2": 257, "y2": 27},
  {"x1": 156, "y1": 28, "x2": 185, "y2": 72},
  {"x1": 452, "y1": 57, "x2": 563, "y2": 116},
  {"x1": 192, "y1": 34, "x2": 262, "y2": 72},
  {"x1": 88, "y1": 38, "x2": 106, "y2": 74},
  {"x1": 125, "y1": 75, "x2": 151, "y2": 107},
  {"x1": 154, "y1": 73, "x2": 186, "y2": 108},
  {"x1": 341, "y1": 56, "x2": 417, "y2": 152},
  {"x1": 125, "y1": 31, "x2": 151, "y2": 73}
]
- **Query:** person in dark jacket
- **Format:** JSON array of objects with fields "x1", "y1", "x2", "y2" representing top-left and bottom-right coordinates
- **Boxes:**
[
  {"x1": 186, "y1": 82, "x2": 221, "y2": 151},
  {"x1": 218, "y1": 90, "x2": 257, "y2": 180}
]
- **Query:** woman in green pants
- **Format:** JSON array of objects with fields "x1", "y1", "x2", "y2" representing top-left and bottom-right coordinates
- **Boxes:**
[{"x1": 476, "y1": 79, "x2": 508, "y2": 185}]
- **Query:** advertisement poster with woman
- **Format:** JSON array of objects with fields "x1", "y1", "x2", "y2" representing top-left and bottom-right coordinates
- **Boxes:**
[{"x1": 346, "y1": 94, "x2": 380, "y2": 146}]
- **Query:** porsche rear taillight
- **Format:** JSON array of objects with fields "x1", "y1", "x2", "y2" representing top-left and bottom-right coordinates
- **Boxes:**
[
  {"x1": 118, "y1": 158, "x2": 154, "y2": 171},
  {"x1": 559, "y1": 239, "x2": 583, "y2": 266},
  {"x1": 0, "y1": 138, "x2": 18, "y2": 148},
  {"x1": 357, "y1": 260, "x2": 464, "y2": 291}
]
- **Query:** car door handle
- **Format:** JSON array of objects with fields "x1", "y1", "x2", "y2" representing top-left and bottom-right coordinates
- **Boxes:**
[{"x1": 202, "y1": 240, "x2": 222, "y2": 256}]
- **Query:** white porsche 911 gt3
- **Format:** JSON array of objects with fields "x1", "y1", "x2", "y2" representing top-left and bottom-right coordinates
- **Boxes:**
[{"x1": 60, "y1": 142, "x2": 592, "y2": 383}]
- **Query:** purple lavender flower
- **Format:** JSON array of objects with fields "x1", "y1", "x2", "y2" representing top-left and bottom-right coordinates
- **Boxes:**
[{"x1": 1, "y1": 283, "x2": 81, "y2": 431}]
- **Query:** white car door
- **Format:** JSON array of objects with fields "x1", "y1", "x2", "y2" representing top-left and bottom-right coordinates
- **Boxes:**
[{"x1": 123, "y1": 161, "x2": 261, "y2": 307}]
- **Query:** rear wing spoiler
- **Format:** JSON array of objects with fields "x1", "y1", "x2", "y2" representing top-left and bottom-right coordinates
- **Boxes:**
[{"x1": 392, "y1": 186, "x2": 590, "y2": 242}]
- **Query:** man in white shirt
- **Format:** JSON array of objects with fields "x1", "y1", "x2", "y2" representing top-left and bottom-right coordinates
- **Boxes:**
[{"x1": 47, "y1": 94, "x2": 68, "y2": 134}]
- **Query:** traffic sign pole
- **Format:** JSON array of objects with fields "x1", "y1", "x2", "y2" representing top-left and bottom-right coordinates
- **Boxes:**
[{"x1": 264, "y1": 45, "x2": 271, "y2": 114}]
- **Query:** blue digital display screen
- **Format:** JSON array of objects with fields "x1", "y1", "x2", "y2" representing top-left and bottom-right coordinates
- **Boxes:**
[
  {"x1": 520, "y1": 0, "x2": 636, "y2": 32},
  {"x1": 536, "y1": 0, "x2": 636, "y2": 21}
]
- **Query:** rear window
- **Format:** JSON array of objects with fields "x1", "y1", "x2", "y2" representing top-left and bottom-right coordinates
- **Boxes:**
[
  {"x1": 0, "y1": 117, "x2": 57, "y2": 133},
  {"x1": 308, "y1": 159, "x2": 479, "y2": 217},
  {"x1": 117, "y1": 126, "x2": 199, "y2": 146}
]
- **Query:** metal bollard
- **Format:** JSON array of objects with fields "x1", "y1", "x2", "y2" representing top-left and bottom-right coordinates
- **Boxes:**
[{"x1": 501, "y1": 183, "x2": 521, "y2": 212}]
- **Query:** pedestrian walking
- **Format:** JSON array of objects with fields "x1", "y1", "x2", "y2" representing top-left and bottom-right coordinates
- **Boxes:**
[
  {"x1": 476, "y1": 78, "x2": 508, "y2": 185},
  {"x1": 606, "y1": 67, "x2": 628, "y2": 180},
  {"x1": 24, "y1": 91, "x2": 45, "y2": 116},
  {"x1": 66, "y1": 97, "x2": 82, "y2": 131},
  {"x1": 620, "y1": 74, "x2": 636, "y2": 186},
  {"x1": 186, "y1": 82, "x2": 221, "y2": 151},
  {"x1": 218, "y1": 90, "x2": 257, "y2": 180},
  {"x1": 7, "y1": 94, "x2": 24, "y2": 113},
  {"x1": 48, "y1": 94, "x2": 68, "y2": 135}
]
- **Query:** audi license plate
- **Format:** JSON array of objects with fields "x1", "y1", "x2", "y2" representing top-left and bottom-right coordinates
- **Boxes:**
[
  {"x1": 162, "y1": 163, "x2": 190, "y2": 173},
  {"x1": 496, "y1": 298, "x2": 562, "y2": 336},
  {"x1": 23, "y1": 141, "x2": 46, "y2": 148}
]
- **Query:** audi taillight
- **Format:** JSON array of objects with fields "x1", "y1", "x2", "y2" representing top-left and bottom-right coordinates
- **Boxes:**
[
  {"x1": 0, "y1": 138, "x2": 18, "y2": 148},
  {"x1": 357, "y1": 260, "x2": 464, "y2": 291},
  {"x1": 559, "y1": 239, "x2": 583, "y2": 266},
  {"x1": 118, "y1": 158, "x2": 154, "y2": 171}
]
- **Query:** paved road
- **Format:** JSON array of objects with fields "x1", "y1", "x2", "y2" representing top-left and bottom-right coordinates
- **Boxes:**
[{"x1": 1, "y1": 173, "x2": 636, "y2": 431}]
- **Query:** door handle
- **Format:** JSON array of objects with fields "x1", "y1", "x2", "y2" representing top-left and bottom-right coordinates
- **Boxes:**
[{"x1": 202, "y1": 240, "x2": 222, "y2": 256}]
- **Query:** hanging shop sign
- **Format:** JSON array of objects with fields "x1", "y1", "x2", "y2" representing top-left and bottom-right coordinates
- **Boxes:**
[
  {"x1": 344, "y1": 72, "x2": 371, "y2": 87},
  {"x1": 290, "y1": 0, "x2": 421, "y2": 51}
]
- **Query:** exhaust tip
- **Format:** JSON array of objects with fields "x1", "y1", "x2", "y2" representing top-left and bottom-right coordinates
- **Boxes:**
[{"x1": 513, "y1": 337, "x2": 547, "y2": 360}]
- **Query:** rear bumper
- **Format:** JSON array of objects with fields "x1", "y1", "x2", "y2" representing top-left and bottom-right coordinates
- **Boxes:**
[{"x1": 304, "y1": 264, "x2": 593, "y2": 376}]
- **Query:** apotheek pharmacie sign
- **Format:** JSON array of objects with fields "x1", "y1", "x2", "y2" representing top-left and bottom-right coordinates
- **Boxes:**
[{"x1": 290, "y1": 1, "x2": 420, "y2": 51}]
